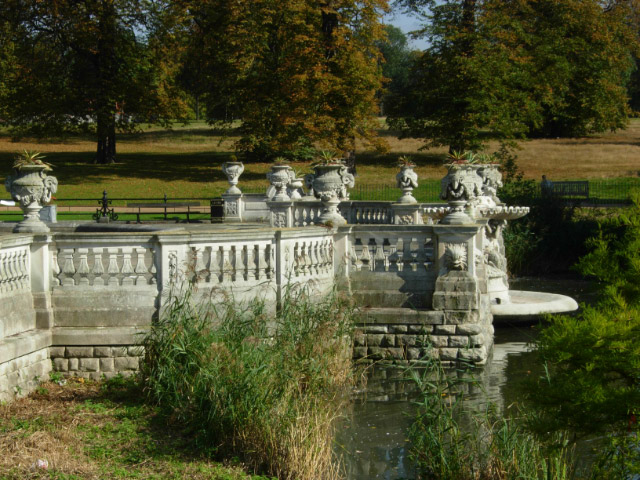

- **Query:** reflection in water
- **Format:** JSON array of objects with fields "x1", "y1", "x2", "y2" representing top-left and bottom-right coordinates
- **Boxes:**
[
  {"x1": 337, "y1": 277, "x2": 597, "y2": 480},
  {"x1": 337, "y1": 328, "x2": 538, "y2": 480}
]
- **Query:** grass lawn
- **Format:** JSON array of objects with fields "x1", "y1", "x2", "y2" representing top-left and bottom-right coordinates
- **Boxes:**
[
  {"x1": 0, "y1": 119, "x2": 639, "y2": 203},
  {"x1": 0, "y1": 375, "x2": 273, "y2": 480}
]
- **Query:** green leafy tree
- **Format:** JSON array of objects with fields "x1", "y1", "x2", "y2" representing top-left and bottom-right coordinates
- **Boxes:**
[
  {"x1": 390, "y1": 0, "x2": 639, "y2": 151},
  {"x1": 0, "y1": 0, "x2": 189, "y2": 164},
  {"x1": 377, "y1": 25, "x2": 415, "y2": 116},
  {"x1": 526, "y1": 193, "x2": 640, "y2": 437},
  {"x1": 187, "y1": 0, "x2": 389, "y2": 160}
]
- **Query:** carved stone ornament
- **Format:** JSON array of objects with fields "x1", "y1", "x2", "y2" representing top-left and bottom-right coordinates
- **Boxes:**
[
  {"x1": 312, "y1": 164, "x2": 350, "y2": 225},
  {"x1": 444, "y1": 243, "x2": 468, "y2": 271},
  {"x1": 440, "y1": 164, "x2": 483, "y2": 203},
  {"x1": 225, "y1": 200, "x2": 238, "y2": 216},
  {"x1": 272, "y1": 211, "x2": 287, "y2": 228},
  {"x1": 221, "y1": 161, "x2": 244, "y2": 195},
  {"x1": 477, "y1": 164, "x2": 503, "y2": 205},
  {"x1": 287, "y1": 177, "x2": 305, "y2": 200},
  {"x1": 267, "y1": 165, "x2": 292, "y2": 201},
  {"x1": 396, "y1": 165, "x2": 419, "y2": 204},
  {"x1": 5, "y1": 164, "x2": 58, "y2": 233},
  {"x1": 312, "y1": 164, "x2": 354, "y2": 201}
]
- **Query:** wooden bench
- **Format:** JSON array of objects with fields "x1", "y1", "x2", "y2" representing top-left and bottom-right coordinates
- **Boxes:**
[
  {"x1": 547, "y1": 181, "x2": 589, "y2": 199},
  {"x1": 126, "y1": 202, "x2": 201, "y2": 223}
]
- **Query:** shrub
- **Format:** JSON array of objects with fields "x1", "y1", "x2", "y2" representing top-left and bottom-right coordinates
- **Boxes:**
[
  {"x1": 141, "y1": 283, "x2": 355, "y2": 480},
  {"x1": 408, "y1": 354, "x2": 573, "y2": 479}
]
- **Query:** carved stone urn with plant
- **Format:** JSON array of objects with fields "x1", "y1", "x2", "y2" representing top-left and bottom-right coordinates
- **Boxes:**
[
  {"x1": 5, "y1": 151, "x2": 58, "y2": 233},
  {"x1": 396, "y1": 156, "x2": 419, "y2": 204},
  {"x1": 439, "y1": 151, "x2": 485, "y2": 224},
  {"x1": 310, "y1": 151, "x2": 353, "y2": 226}
]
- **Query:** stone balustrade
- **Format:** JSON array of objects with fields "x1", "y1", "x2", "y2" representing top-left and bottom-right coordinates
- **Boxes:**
[{"x1": 0, "y1": 216, "x2": 498, "y2": 400}]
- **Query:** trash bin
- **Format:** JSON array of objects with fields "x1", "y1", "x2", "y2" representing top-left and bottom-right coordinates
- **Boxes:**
[{"x1": 210, "y1": 198, "x2": 224, "y2": 223}]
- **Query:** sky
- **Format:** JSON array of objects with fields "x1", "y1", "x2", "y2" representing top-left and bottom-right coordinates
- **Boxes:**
[{"x1": 384, "y1": 9, "x2": 429, "y2": 50}]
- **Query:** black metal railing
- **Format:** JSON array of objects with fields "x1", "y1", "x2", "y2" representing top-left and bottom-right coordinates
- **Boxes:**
[{"x1": 0, "y1": 179, "x2": 638, "y2": 222}]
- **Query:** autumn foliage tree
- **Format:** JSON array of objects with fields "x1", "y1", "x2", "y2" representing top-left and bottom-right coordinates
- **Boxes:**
[
  {"x1": 0, "y1": 0, "x2": 189, "y2": 164},
  {"x1": 187, "y1": 0, "x2": 389, "y2": 160}
]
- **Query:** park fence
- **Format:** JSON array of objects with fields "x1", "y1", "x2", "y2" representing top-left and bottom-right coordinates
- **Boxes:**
[{"x1": 0, "y1": 179, "x2": 638, "y2": 222}]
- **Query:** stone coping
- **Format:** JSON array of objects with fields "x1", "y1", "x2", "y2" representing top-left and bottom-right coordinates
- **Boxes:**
[
  {"x1": 0, "y1": 330, "x2": 52, "y2": 364},
  {"x1": 51, "y1": 327, "x2": 148, "y2": 346}
]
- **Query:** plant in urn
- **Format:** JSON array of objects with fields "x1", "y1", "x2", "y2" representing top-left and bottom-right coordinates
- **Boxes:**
[
  {"x1": 439, "y1": 151, "x2": 483, "y2": 225},
  {"x1": 396, "y1": 156, "x2": 418, "y2": 204},
  {"x1": 311, "y1": 151, "x2": 352, "y2": 226},
  {"x1": 221, "y1": 155, "x2": 244, "y2": 194},
  {"x1": 5, "y1": 151, "x2": 58, "y2": 233}
]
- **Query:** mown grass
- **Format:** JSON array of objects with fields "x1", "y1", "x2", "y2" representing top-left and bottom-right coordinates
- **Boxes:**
[
  {"x1": 0, "y1": 375, "x2": 274, "y2": 480},
  {"x1": 0, "y1": 119, "x2": 638, "y2": 202}
]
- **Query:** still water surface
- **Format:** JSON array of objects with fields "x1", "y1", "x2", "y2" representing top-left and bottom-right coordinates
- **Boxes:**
[{"x1": 338, "y1": 277, "x2": 598, "y2": 480}]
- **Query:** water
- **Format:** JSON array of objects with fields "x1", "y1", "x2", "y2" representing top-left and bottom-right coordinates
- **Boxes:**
[{"x1": 338, "y1": 277, "x2": 599, "y2": 480}]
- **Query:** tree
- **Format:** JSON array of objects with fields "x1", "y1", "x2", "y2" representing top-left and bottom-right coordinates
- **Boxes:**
[
  {"x1": 377, "y1": 25, "x2": 414, "y2": 116},
  {"x1": 187, "y1": 0, "x2": 389, "y2": 161},
  {"x1": 0, "y1": 0, "x2": 189, "y2": 164},
  {"x1": 526, "y1": 193, "x2": 640, "y2": 437},
  {"x1": 390, "y1": 0, "x2": 639, "y2": 151}
]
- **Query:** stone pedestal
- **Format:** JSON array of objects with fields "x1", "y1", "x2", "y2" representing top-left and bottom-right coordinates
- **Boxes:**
[
  {"x1": 40, "y1": 205, "x2": 57, "y2": 223},
  {"x1": 267, "y1": 200, "x2": 293, "y2": 228},
  {"x1": 391, "y1": 203, "x2": 423, "y2": 225},
  {"x1": 222, "y1": 193, "x2": 243, "y2": 222}
]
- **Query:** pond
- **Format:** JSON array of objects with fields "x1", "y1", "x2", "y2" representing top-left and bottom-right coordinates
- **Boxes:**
[{"x1": 337, "y1": 276, "x2": 599, "y2": 480}]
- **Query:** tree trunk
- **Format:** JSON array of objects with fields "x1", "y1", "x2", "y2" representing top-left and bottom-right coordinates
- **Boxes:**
[
  {"x1": 96, "y1": 113, "x2": 116, "y2": 164},
  {"x1": 94, "y1": 0, "x2": 118, "y2": 165}
]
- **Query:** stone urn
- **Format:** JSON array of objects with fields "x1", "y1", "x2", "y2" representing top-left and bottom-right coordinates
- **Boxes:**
[
  {"x1": 396, "y1": 164, "x2": 418, "y2": 204},
  {"x1": 5, "y1": 164, "x2": 58, "y2": 233},
  {"x1": 439, "y1": 164, "x2": 484, "y2": 225},
  {"x1": 476, "y1": 164, "x2": 503, "y2": 207},
  {"x1": 267, "y1": 164, "x2": 292, "y2": 201},
  {"x1": 221, "y1": 161, "x2": 244, "y2": 195},
  {"x1": 312, "y1": 163, "x2": 353, "y2": 226},
  {"x1": 287, "y1": 177, "x2": 305, "y2": 200}
]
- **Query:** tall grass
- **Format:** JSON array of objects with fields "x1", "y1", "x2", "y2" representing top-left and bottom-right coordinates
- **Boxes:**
[
  {"x1": 141, "y1": 283, "x2": 356, "y2": 480},
  {"x1": 408, "y1": 354, "x2": 574, "y2": 480}
]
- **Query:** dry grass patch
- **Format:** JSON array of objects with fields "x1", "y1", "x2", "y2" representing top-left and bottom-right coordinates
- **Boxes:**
[
  {"x1": 0, "y1": 377, "x2": 271, "y2": 480},
  {"x1": 0, "y1": 119, "x2": 638, "y2": 201}
]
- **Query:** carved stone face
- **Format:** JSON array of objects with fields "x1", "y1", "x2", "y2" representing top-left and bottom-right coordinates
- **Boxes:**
[{"x1": 444, "y1": 243, "x2": 467, "y2": 271}]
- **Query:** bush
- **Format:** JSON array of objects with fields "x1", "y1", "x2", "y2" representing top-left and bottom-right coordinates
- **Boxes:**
[
  {"x1": 141, "y1": 284, "x2": 356, "y2": 480},
  {"x1": 525, "y1": 192, "x2": 640, "y2": 439},
  {"x1": 408, "y1": 354, "x2": 573, "y2": 480}
]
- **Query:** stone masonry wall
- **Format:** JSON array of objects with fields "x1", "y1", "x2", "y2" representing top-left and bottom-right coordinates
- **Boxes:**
[
  {"x1": 0, "y1": 348, "x2": 51, "y2": 402},
  {"x1": 49, "y1": 345, "x2": 144, "y2": 380},
  {"x1": 353, "y1": 307, "x2": 494, "y2": 365}
]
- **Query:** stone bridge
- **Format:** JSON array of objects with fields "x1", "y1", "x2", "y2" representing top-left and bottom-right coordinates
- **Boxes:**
[{"x1": 0, "y1": 162, "x2": 577, "y2": 401}]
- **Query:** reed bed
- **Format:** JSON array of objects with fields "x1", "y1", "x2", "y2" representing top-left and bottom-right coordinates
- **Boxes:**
[{"x1": 141, "y1": 283, "x2": 356, "y2": 480}]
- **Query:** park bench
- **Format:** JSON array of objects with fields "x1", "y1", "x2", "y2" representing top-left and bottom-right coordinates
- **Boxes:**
[
  {"x1": 127, "y1": 201, "x2": 201, "y2": 223},
  {"x1": 548, "y1": 181, "x2": 589, "y2": 199}
]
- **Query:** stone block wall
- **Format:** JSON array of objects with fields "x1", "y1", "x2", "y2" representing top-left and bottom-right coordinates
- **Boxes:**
[
  {"x1": 49, "y1": 345, "x2": 144, "y2": 380},
  {"x1": 353, "y1": 305, "x2": 494, "y2": 365},
  {"x1": 0, "y1": 346, "x2": 51, "y2": 402}
]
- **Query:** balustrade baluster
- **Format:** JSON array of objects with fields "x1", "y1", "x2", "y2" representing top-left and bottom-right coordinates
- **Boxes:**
[
  {"x1": 61, "y1": 248, "x2": 76, "y2": 286},
  {"x1": 106, "y1": 248, "x2": 120, "y2": 287},
  {"x1": 77, "y1": 248, "x2": 90, "y2": 285}
]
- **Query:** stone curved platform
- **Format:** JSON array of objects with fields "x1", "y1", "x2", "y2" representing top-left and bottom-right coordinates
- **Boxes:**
[{"x1": 491, "y1": 290, "x2": 578, "y2": 318}]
